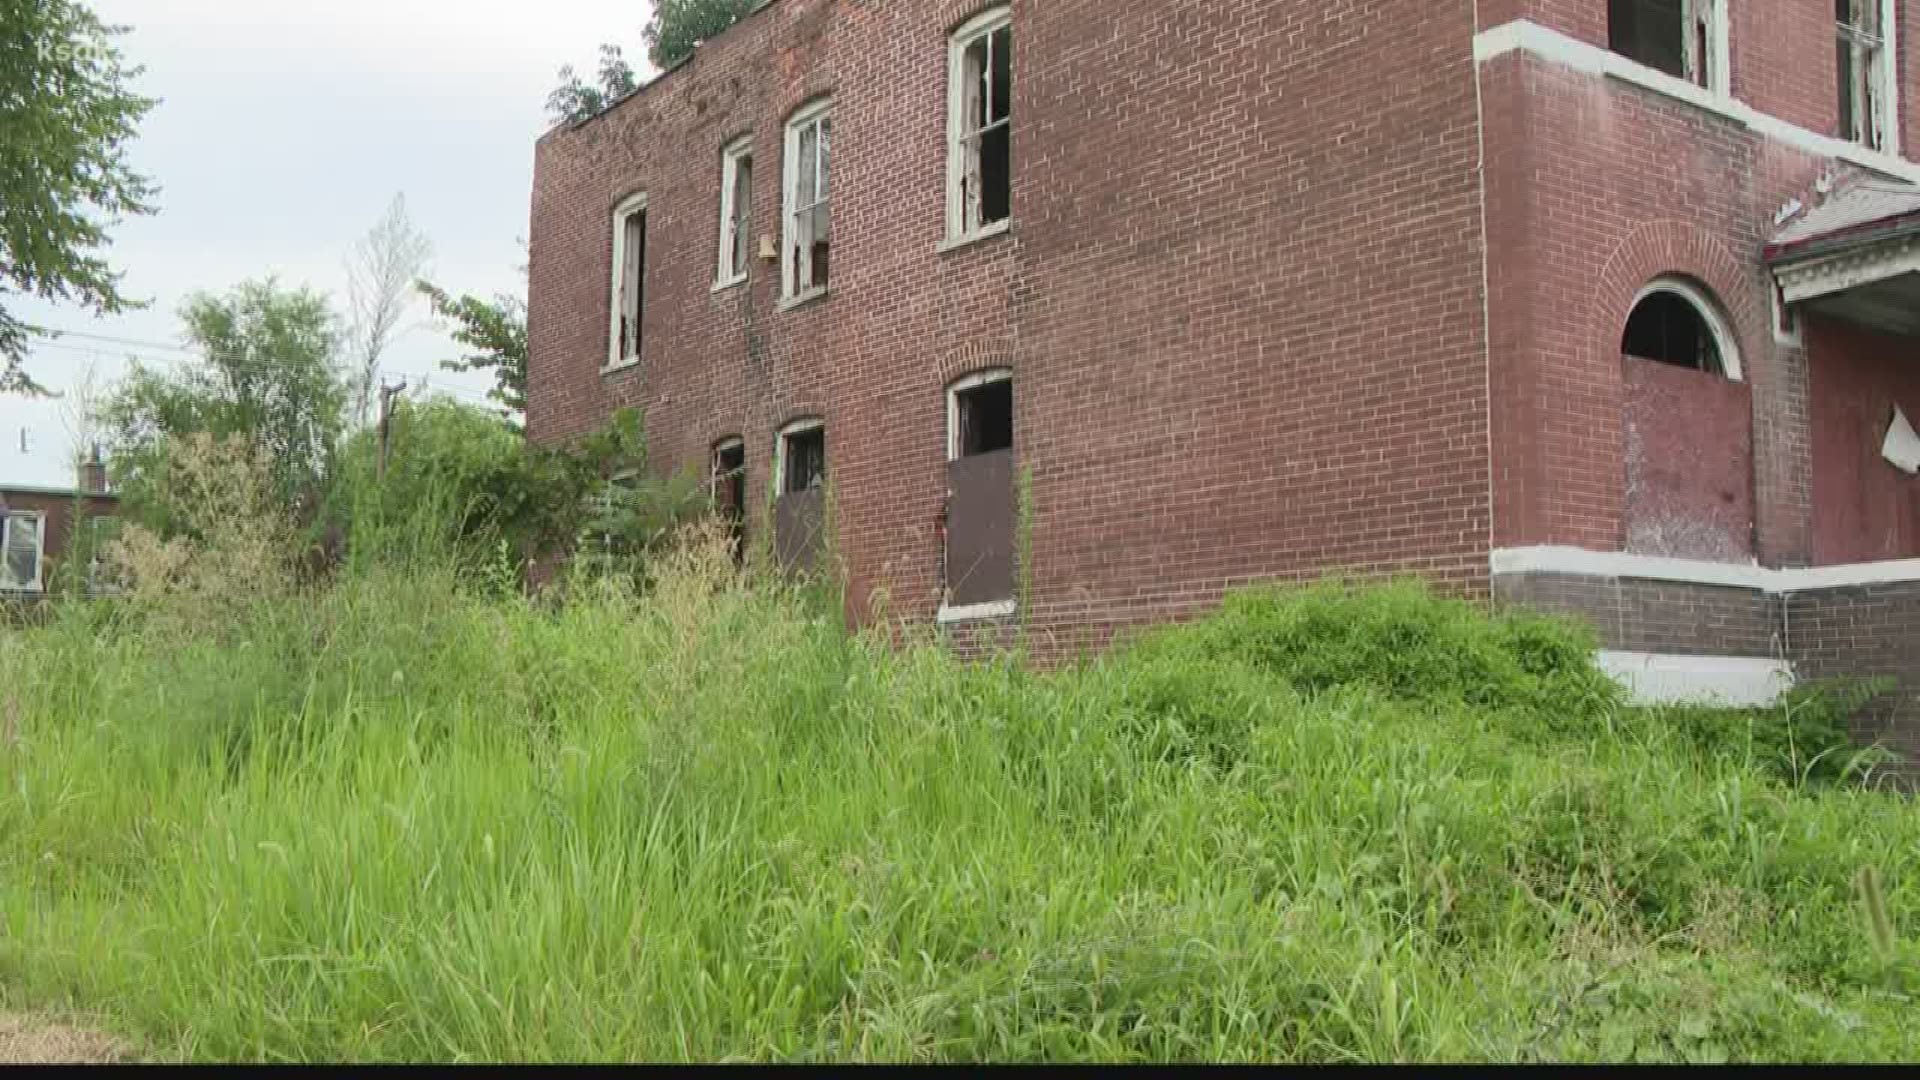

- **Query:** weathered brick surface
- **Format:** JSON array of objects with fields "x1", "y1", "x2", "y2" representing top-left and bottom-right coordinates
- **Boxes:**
[
  {"x1": 1494, "y1": 571, "x2": 1783, "y2": 659},
  {"x1": 1787, "y1": 581, "x2": 1920, "y2": 770},
  {"x1": 527, "y1": 0, "x2": 1492, "y2": 660}
]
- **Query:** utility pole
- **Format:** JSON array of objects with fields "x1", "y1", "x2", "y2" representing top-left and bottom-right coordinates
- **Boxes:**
[{"x1": 377, "y1": 379, "x2": 408, "y2": 481}]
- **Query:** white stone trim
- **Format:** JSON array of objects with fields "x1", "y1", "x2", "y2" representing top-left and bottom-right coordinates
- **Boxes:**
[
  {"x1": 1474, "y1": 20, "x2": 1920, "y2": 185},
  {"x1": 1774, "y1": 231, "x2": 1920, "y2": 303},
  {"x1": 1493, "y1": 545, "x2": 1920, "y2": 593},
  {"x1": 937, "y1": 598, "x2": 1017, "y2": 625},
  {"x1": 1629, "y1": 277, "x2": 1744, "y2": 380},
  {"x1": 1597, "y1": 650, "x2": 1794, "y2": 707}
]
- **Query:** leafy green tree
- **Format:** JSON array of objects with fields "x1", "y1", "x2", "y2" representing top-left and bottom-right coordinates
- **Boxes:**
[
  {"x1": 103, "y1": 279, "x2": 348, "y2": 531},
  {"x1": 0, "y1": 0, "x2": 158, "y2": 393},
  {"x1": 545, "y1": 43, "x2": 637, "y2": 125},
  {"x1": 417, "y1": 280, "x2": 526, "y2": 421},
  {"x1": 643, "y1": 0, "x2": 758, "y2": 70}
]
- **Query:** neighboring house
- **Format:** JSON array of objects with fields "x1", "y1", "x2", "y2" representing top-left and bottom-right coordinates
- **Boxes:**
[
  {"x1": 528, "y1": 1, "x2": 1920, "y2": 756},
  {"x1": 0, "y1": 458, "x2": 117, "y2": 599}
]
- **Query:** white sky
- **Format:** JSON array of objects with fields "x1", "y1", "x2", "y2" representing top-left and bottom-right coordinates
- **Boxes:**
[{"x1": 2, "y1": 0, "x2": 651, "y2": 488}]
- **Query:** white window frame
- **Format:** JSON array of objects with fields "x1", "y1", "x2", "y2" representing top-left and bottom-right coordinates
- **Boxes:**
[
  {"x1": 780, "y1": 100, "x2": 833, "y2": 305},
  {"x1": 715, "y1": 137, "x2": 754, "y2": 291},
  {"x1": 947, "y1": 368, "x2": 1014, "y2": 461},
  {"x1": 775, "y1": 417, "x2": 827, "y2": 494},
  {"x1": 945, "y1": 6, "x2": 1014, "y2": 245},
  {"x1": 1, "y1": 511, "x2": 46, "y2": 593},
  {"x1": 1628, "y1": 277, "x2": 1744, "y2": 382},
  {"x1": 1607, "y1": 0, "x2": 1729, "y2": 95},
  {"x1": 1838, "y1": 0, "x2": 1900, "y2": 153},
  {"x1": 605, "y1": 191, "x2": 649, "y2": 372}
]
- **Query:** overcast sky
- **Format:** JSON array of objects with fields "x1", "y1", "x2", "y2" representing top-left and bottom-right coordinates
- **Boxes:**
[{"x1": 2, "y1": 0, "x2": 650, "y2": 488}]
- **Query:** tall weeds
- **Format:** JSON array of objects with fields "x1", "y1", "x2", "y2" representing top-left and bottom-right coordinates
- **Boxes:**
[{"x1": 1, "y1": 494, "x2": 1915, "y2": 1062}]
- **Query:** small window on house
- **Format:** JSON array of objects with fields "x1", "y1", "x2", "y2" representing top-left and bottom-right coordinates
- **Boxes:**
[
  {"x1": 1608, "y1": 0, "x2": 1720, "y2": 87},
  {"x1": 717, "y1": 139, "x2": 754, "y2": 287},
  {"x1": 782, "y1": 101, "x2": 832, "y2": 301},
  {"x1": 712, "y1": 437, "x2": 748, "y2": 563},
  {"x1": 1838, "y1": 0, "x2": 1891, "y2": 150},
  {"x1": 949, "y1": 8, "x2": 1012, "y2": 241},
  {"x1": 608, "y1": 193, "x2": 648, "y2": 368},
  {"x1": 779, "y1": 422, "x2": 827, "y2": 493},
  {"x1": 1621, "y1": 281, "x2": 1739, "y2": 379},
  {"x1": 0, "y1": 511, "x2": 45, "y2": 593}
]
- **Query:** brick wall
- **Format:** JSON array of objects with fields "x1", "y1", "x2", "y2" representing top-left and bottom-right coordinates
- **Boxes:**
[
  {"x1": 1494, "y1": 571, "x2": 1783, "y2": 658},
  {"x1": 527, "y1": 0, "x2": 1493, "y2": 659},
  {"x1": 1787, "y1": 580, "x2": 1920, "y2": 770}
]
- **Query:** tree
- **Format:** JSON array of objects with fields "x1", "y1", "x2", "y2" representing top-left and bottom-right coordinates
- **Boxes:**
[
  {"x1": 546, "y1": 43, "x2": 638, "y2": 126},
  {"x1": 644, "y1": 0, "x2": 758, "y2": 70},
  {"x1": 345, "y1": 194, "x2": 432, "y2": 426},
  {"x1": 0, "y1": 0, "x2": 157, "y2": 393},
  {"x1": 417, "y1": 280, "x2": 526, "y2": 422},
  {"x1": 102, "y1": 279, "x2": 348, "y2": 531}
]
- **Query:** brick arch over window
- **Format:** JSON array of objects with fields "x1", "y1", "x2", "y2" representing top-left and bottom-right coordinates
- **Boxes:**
[
  {"x1": 1595, "y1": 224, "x2": 1763, "y2": 564},
  {"x1": 938, "y1": 0, "x2": 1010, "y2": 35},
  {"x1": 934, "y1": 342, "x2": 1015, "y2": 389},
  {"x1": 1590, "y1": 221, "x2": 1763, "y2": 377}
]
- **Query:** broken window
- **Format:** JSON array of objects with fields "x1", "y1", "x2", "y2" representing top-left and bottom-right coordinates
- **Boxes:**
[
  {"x1": 717, "y1": 139, "x2": 754, "y2": 286},
  {"x1": 783, "y1": 101, "x2": 832, "y2": 300},
  {"x1": 1608, "y1": 0, "x2": 1719, "y2": 87},
  {"x1": 608, "y1": 193, "x2": 648, "y2": 368},
  {"x1": 945, "y1": 371, "x2": 1016, "y2": 610},
  {"x1": 775, "y1": 420, "x2": 827, "y2": 572},
  {"x1": 1622, "y1": 282, "x2": 1736, "y2": 378},
  {"x1": 712, "y1": 437, "x2": 748, "y2": 563},
  {"x1": 0, "y1": 511, "x2": 44, "y2": 592},
  {"x1": 949, "y1": 8, "x2": 1012, "y2": 240},
  {"x1": 1838, "y1": 0, "x2": 1890, "y2": 149}
]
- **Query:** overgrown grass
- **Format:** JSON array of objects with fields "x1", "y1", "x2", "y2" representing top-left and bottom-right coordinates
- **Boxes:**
[{"x1": 1, "y1": 547, "x2": 1916, "y2": 1062}]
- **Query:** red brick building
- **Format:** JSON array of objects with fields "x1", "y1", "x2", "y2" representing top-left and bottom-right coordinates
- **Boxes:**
[
  {"x1": 0, "y1": 460, "x2": 116, "y2": 599},
  {"x1": 528, "y1": 0, "x2": 1920, "y2": 751}
]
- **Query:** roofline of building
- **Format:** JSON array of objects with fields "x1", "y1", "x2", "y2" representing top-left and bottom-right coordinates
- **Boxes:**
[
  {"x1": 0, "y1": 484, "x2": 118, "y2": 501},
  {"x1": 1766, "y1": 211, "x2": 1920, "y2": 264},
  {"x1": 537, "y1": 0, "x2": 785, "y2": 146}
]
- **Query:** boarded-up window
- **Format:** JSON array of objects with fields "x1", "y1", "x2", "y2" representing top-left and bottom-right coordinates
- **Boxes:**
[
  {"x1": 713, "y1": 438, "x2": 747, "y2": 564},
  {"x1": 946, "y1": 373, "x2": 1015, "y2": 608},
  {"x1": 776, "y1": 422, "x2": 826, "y2": 572}
]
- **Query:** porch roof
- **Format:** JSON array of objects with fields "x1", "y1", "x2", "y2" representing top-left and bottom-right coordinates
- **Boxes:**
[{"x1": 1767, "y1": 179, "x2": 1920, "y2": 336}]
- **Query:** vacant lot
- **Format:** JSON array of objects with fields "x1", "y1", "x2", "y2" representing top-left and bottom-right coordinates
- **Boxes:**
[{"x1": 1, "y1": 548, "x2": 1915, "y2": 1062}]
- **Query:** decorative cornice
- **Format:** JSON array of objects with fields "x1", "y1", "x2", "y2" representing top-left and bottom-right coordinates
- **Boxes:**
[{"x1": 1772, "y1": 232, "x2": 1920, "y2": 303}]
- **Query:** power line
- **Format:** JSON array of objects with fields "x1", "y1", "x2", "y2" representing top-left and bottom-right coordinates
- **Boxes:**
[{"x1": 21, "y1": 338, "x2": 505, "y2": 408}]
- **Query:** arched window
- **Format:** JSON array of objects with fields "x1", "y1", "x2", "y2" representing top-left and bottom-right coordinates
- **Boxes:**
[{"x1": 1621, "y1": 278, "x2": 1741, "y2": 380}]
